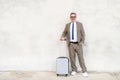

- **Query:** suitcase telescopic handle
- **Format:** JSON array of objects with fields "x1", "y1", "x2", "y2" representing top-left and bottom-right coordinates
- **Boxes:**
[{"x1": 58, "y1": 57, "x2": 68, "y2": 58}]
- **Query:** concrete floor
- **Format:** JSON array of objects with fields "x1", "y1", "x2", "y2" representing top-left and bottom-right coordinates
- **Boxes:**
[{"x1": 0, "y1": 71, "x2": 119, "y2": 80}]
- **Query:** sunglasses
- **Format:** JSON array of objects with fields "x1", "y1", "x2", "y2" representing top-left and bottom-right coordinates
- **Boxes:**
[{"x1": 70, "y1": 16, "x2": 76, "y2": 18}]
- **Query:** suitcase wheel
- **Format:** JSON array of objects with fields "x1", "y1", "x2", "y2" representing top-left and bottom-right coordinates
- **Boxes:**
[{"x1": 65, "y1": 74, "x2": 68, "y2": 77}]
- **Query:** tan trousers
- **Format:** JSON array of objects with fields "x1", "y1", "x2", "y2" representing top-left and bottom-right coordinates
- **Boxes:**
[{"x1": 68, "y1": 43, "x2": 87, "y2": 72}]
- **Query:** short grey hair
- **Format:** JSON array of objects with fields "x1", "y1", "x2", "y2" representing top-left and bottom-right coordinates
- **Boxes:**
[{"x1": 70, "y1": 12, "x2": 77, "y2": 16}]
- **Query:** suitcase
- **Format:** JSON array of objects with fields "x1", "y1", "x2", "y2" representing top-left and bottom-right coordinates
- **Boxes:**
[{"x1": 56, "y1": 57, "x2": 69, "y2": 76}]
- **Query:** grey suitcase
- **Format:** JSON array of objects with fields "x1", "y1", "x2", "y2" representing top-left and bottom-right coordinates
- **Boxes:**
[{"x1": 56, "y1": 57, "x2": 69, "y2": 76}]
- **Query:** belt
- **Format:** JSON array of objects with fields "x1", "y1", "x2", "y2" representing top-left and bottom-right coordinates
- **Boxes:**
[{"x1": 70, "y1": 42, "x2": 78, "y2": 44}]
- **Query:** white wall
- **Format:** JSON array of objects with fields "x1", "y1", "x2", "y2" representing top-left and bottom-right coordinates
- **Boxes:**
[{"x1": 0, "y1": 0, "x2": 120, "y2": 72}]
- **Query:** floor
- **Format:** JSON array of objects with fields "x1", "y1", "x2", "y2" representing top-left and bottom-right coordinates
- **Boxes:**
[{"x1": 0, "y1": 71, "x2": 119, "y2": 80}]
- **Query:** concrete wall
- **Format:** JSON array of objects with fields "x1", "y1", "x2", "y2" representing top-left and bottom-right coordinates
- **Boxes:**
[{"x1": 0, "y1": 0, "x2": 120, "y2": 72}]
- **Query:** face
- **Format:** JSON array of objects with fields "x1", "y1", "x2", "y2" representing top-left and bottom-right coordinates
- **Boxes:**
[{"x1": 70, "y1": 14, "x2": 76, "y2": 22}]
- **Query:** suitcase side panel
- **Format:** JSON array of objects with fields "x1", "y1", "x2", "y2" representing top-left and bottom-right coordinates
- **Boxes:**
[{"x1": 56, "y1": 57, "x2": 69, "y2": 75}]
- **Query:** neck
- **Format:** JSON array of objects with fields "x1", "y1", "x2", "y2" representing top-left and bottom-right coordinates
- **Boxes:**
[{"x1": 71, "y1": 21, "x2": 76, "y2": 23}]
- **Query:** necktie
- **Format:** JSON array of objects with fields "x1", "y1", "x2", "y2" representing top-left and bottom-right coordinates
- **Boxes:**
[{"x1": 72, "y1": 23, "x2": 74, "y2": 40}]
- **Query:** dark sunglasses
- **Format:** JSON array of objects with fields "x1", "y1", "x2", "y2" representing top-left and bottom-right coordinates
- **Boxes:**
[{"x1": 70, "y1": 16, "x2": 76, "y2": 18}]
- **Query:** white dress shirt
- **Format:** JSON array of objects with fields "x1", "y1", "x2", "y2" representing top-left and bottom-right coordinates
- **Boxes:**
[{"x1": 70, "y1": 22, "x2": 78, "y2": 42}]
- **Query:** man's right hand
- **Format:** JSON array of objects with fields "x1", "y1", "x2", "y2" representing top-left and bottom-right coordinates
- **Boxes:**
[{"x1": 60, "y1": 37, "x2": 66, "y2": 41}]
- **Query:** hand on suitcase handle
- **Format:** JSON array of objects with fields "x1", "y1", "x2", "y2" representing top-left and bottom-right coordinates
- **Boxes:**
[{"x1": 60, "y1": 37, "x2": 66, "y2": 41}]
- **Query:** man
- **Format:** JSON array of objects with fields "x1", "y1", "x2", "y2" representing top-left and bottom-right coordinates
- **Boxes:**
[{"x1": 60, "y1": 12, "x2": 88, "y2": 77}]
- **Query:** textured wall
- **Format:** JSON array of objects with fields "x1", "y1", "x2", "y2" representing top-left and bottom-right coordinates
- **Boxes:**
[{"x1": 0, "y1": 0, "x2": 120, "y2": 72}]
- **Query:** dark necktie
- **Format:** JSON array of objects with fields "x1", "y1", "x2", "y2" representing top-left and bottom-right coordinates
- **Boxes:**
[{"x1": 72, "y1": 23, "x2": 74, "y2": 40}]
